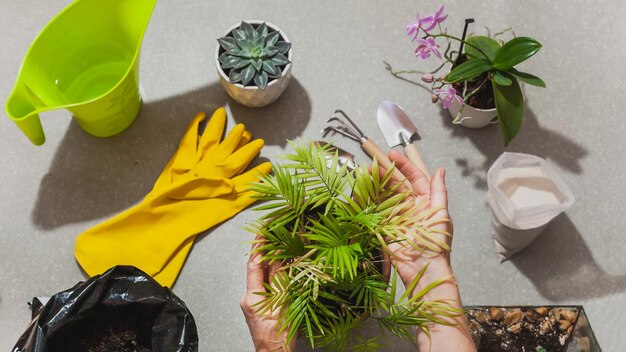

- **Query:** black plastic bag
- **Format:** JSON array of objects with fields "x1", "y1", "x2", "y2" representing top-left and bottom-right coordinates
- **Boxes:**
[{"x1": 13, "y1": 266, "x2": 198, "y2": 352}]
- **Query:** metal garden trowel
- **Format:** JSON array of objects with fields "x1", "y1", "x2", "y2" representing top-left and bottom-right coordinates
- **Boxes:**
[{"x1": 376, "y1": 100, "x2": 430, "y2": 179}]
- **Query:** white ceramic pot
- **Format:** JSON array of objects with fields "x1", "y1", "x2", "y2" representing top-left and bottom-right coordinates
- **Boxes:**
[
  {"x1": 215, "y1": 20, "x2": 292, "y2": 108},
  {"x1": 447, "y1": 98, "x2": 497, "y2": 129}
]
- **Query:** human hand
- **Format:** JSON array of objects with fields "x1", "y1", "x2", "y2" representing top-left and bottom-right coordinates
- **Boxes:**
[
  {"x1": 385, "y1": 150, "x2": 453, "y2": 289},
  {"x1": 384, "y1": 150, "x2": 476, "y2": 352},
  {"x1": 241, "y1": 235, "x2": 296, "y2": 352}
]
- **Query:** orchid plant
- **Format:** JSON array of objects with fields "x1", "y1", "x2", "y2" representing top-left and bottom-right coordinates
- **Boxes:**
[{"x1": 387, "y1": 5, "x2": 545, "y2": 145}]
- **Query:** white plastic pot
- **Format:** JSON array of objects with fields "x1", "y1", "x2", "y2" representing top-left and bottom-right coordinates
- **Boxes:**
[
  {"x1": 216, "y1": 20, "x2": 292, "y2": 108},
  {"x1": 447, "y1": 98, "x2": 497, "y2": 129}
]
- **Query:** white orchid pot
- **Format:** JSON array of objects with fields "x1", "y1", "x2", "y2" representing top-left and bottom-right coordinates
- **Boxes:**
[
  {"x1": 447, "y1": 98, "x2": 497, "y2": 129},
  {"x1": 216, "y1": 20, "x2": 292, "y2": 108}
]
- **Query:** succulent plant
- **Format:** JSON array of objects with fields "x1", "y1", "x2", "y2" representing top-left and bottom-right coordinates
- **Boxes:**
[{"x1": 218, "y1": 21, "x2": 291, "y2": 89}]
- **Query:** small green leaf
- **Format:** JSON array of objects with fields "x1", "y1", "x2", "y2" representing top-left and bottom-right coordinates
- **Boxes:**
[
  {"x1": 235, "y1": 37, "x2": 251, "y2": 51},
  {"x1": 493, "y1": 37, "x2": 542, "y2": 70},
  {"x1": 507, "y1": 68, "x2": 546, "y2": 88},
  {"x1": 256, "y1": 22, "x2": 268, "y2": 38},
  {"x1": 220, "y1": 55, "x2": 239, "y2": 69},
  {"x1": 263, "y1": 60, "x2": 278, "y2": 75},
  {"x1": 251, "y1": 59, "x2": 263, "y2": 71},
  {"x1": 493, "y1": 77, "x2": 524, "y2": 145},
  {"x1": 262, "y1": 46, "x2": 279, "y2": 57},
  {"x1": 276, "y1": 41, "x2": 291, "y2": 54},
  {"x1": 217, "y1": 37, "x2": 238, "y2": 51},
  {"x1": 226, "y1": 47, "x2": 245, "y2": 57},
  {"x1": 241, "y1": 65, "x2": 256, "y2": 85},
  {"x1": 232, "y1": 28, "x2": 246, "y2": 41},
  {"x1": 240, "y1": 21, "x2": 255, "y2": 37},
  {"x1": 269, "y1": 66, "x2": 283, "y2": 79},
  {"x1": 251, "y1": 35, "x2": 264, "y2": 49},
  {"x1": 272, "y1": 53, "x2": 290, "y2": 66},
  {"x1": 265, "y1": 31, "x2": 280, "y2": 46},
  {"x1": 492, "y1": 71, "x2": 512, "y2": 86},
  {"x1": 465, "y1": 35, "x2": 501, "y2": 62},
  {"x1": 228, "y1": 69, "x2": 242, "y2": 83},
  {"x1": 446, "y1": 59, "x2": 492, "y2": 83},
  {"x1": 218, "y1": 52, "x2": 231, "y2": 64},
  {"x1": 234, "y1": 58, "x2": 251, "y2": 70}
]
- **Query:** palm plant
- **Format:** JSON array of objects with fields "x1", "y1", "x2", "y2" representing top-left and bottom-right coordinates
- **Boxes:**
[{"x1": 247, "y1": 141, "x2": 461, "y2": 351}]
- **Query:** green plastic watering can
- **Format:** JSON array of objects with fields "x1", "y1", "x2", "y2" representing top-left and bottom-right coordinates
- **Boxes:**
[{"x1": 5, "y1": 0, "x2": 157, "y2": 145}]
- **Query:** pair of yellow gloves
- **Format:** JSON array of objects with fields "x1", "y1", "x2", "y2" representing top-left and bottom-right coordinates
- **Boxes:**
[{"x1": 74, "y1": 108, "x2": 271, "y2": 287}]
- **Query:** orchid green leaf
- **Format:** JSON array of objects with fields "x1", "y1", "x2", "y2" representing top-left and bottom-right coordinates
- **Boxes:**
[
  {"x1": 465, "y1": 35, "x2": 501, "y2": 62},
  {"x1": 493, "y1": 77, "x2": 524, "y2": 145},
  {"x1": 507, "y1": 68, "x2": 546, "y2": 88},
  {"x1": 492, "y1": 70, "x2": 512, "y2": 86},
  {"x1": 446, "y1": 58, "x2": 492, "y2": 83},
  {"x1": 493, "y1": 37, "x2": 542, "y2": 70}
]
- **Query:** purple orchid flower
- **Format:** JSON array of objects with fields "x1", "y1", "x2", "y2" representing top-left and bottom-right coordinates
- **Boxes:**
[
  {"x1": 406, "y1": 17, "x2": 422, "y2": 37},
  {"x1": 406, "y1": 5, "x2": 448, "y2": 37},
  {"x1": 421, "y1": 5, "x2": 448, "y2": 32},
  {"x1": 414, "y1": 37, "x2": 442, "y2": 59},
  {"x1": 434, "y1": 87, "x2": 464, "y2": 109}
]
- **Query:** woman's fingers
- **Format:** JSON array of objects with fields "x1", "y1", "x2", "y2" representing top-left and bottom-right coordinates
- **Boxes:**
[
  {"x1": 429, "y1": 168, "x2": 448, "y2": 211},
  {"x1": 388, "y1": 150, "x2": 431, "y2": 196},
  {"x1": 246, "y1": 235, "x2": 267, "y2": 296}
]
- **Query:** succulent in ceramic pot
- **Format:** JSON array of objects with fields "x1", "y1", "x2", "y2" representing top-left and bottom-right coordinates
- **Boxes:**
[
  {"x1": 246, "y1": 141, "x2": 460, "y2": 351},
  {"x1": 216, "y1": 21, "x2": 292, "y2": 108}
]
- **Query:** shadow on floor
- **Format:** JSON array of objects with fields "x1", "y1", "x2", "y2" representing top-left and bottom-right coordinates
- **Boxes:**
[
  {"x1": 511, "y1": 214, "x2": 626, "y2": 301},
  {"x1": 31, "y1": 78, "x2": 311, "y2": 229},
  {"x1": 443, "y1": 105, "x2": 588, "y2": 190}
]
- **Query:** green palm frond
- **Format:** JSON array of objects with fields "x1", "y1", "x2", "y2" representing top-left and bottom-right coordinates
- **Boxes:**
[
  {"x1": 247, "y1": 223, "x2": 306, "y2": 262},
  {"x1": 351, "y1": 335, "x2": 385, "y2": 352},
  {"x1": 245, "y1": 140, "x2": 459, "y2": 351},
  {"x1": 315, "y1": 314, "x2": 364, "y2": 352}
]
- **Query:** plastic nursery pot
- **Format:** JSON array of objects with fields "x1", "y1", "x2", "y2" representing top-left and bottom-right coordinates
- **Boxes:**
[
  {"x1": 465, "y1": 305, "x2": 602, "y2": 352},
  {"x1": 447, "y1": 98, "x2": 497, "y2": 129},
  {"x1": 215, "y1": 20, "x2": 293, "y2": 108},
  {"x1": 12, "y1": 266, "x2": 199, "y2": 352},
  {"x1": 444, "y1": 55, "x2": 497, "y2": 129}
]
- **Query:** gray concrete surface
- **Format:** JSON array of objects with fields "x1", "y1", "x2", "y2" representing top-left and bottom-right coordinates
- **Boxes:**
[{"x1": 1, "y1": 0, "x2": 624, "y2": 350}]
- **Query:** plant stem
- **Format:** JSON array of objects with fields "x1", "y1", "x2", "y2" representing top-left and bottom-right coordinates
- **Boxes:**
[
  {"x1": 463, "y1": 76, "x2": 489, "y2": 103},
  {"x1": 493, "y1": 27, "x2": 512, "y2": 38},
  {"x1": 430, "y1": 59, "x2": 449, "y2": 75},
  {"x1": 383, "y1": 61, "x2": 432, "y2": 92},
  {"x1": 428, "y1": 33, "x2": 489, "y2": 61}
]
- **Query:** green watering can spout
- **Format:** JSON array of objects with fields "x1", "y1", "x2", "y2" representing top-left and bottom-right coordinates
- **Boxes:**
[{"x1": 5, "y1": 0, "x2": 158, "y2": 145}]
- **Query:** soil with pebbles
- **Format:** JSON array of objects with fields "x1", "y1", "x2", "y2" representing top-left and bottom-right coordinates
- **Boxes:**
[{"x1": 466, "y1": 306, "x2": 579, "y2": 352}]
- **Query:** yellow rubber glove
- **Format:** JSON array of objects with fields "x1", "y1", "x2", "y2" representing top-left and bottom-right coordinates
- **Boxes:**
[
  {"x1": 148, "y1": 110, "x2": 254, "y2": 286},
  {"x1": 74, "y1": 108, "x2": 271, "y2": 287}
]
